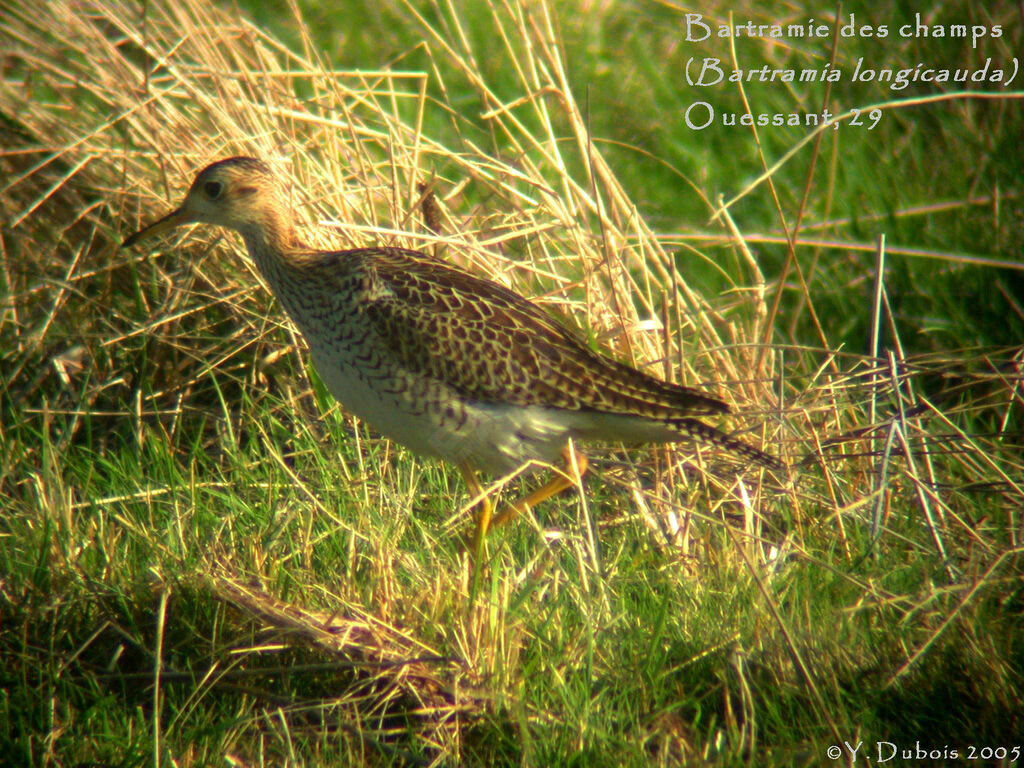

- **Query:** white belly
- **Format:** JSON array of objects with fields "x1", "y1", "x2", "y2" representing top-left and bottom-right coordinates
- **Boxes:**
[{"x1": 308, "y1": 344, "x2": 571, "y2": 475}]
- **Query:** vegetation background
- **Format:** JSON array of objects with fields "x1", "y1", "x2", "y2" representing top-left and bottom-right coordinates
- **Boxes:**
[{"x1": 1, "y1": 0, "x2": 1021, "y2": 765}]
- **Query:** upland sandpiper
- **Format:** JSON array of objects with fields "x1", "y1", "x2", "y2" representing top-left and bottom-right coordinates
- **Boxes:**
[{"x1": 123, "y1": 157, "x2": 783, "y2": 548}]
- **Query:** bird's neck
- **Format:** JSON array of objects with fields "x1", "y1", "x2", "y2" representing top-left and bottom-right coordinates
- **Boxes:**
[
  {"x1": 238, "y1": 218, "x2": 326, "y2": 337},
  {"x1": 238, "y1": 210, "x2": 306, "y2": 278}
]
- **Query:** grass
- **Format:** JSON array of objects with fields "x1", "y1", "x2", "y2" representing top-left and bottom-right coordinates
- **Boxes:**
[{"x1": 2, "y1": 0, "x2": 1022, "y2": 765}]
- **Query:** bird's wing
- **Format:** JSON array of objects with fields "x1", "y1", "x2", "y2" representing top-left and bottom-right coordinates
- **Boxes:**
[{"x1": 353, "y1": 248, "x2": 727, "y2": 418}]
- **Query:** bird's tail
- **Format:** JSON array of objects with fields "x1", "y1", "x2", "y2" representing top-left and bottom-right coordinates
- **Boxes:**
[{"x1": 671, "y1": 418, "x2": 785, "y2": 472}]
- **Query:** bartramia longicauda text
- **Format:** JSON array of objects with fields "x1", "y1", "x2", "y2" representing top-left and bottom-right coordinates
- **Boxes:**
[{"x1": 123, "y1": 157, "x2": 784, "y2": 549}]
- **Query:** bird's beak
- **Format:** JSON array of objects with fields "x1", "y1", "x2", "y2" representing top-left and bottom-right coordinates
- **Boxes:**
[{"x1": 121, "y1": 206, "x2": 191, "y2": 249}]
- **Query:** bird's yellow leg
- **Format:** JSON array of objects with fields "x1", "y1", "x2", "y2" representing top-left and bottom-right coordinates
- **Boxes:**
[
  {"x1": 490, "y1": 445, "x2": 589, "y2": 529},
  {"x1": 458, "y1": 463, "x2": 496, "y2": 601},
  {"x1": 458, "y1": 463, "x2": 492, "y2": 557}
]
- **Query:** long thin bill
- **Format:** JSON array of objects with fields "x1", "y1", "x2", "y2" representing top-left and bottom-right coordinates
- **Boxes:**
[{"x1": 121, "y1": 207, "x2": 188, "y2": 249}]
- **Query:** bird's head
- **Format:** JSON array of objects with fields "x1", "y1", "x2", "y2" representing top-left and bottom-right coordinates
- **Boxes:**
[{"x1": 122, "y1": 157, "x2": 291, "y2": 249}]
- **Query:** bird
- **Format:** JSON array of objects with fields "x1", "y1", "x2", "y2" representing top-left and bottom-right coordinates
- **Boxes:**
[{"x1": 122, "y1": 156, "x2": 784, "y2": 552}]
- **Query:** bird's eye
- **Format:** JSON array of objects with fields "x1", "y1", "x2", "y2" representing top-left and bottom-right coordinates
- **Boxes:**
[{"x1": 204, "y1": 181, "x2": 223, "y2": 199}]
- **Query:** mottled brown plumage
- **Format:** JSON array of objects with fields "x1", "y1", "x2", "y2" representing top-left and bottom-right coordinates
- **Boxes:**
[{"x1": 123, "y1": 157, "x2": 783, "y2": 540}]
